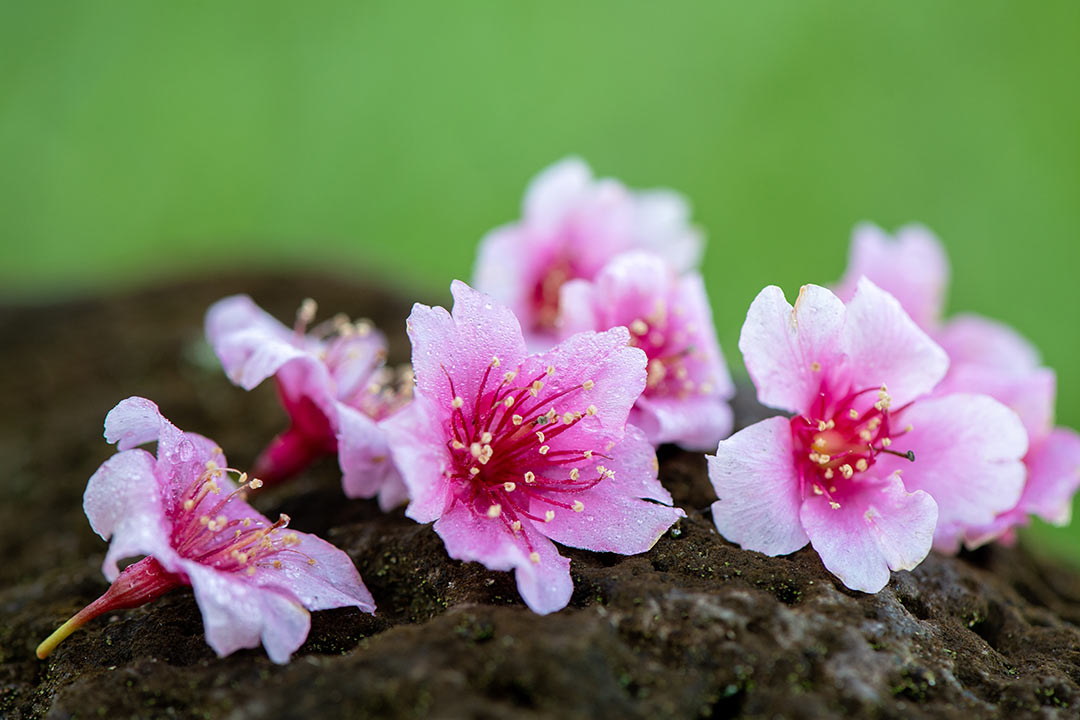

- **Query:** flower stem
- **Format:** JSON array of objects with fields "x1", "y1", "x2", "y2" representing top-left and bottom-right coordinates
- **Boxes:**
[{"x1": 36, "y1": 556, "x2": 184, "y2": 659}]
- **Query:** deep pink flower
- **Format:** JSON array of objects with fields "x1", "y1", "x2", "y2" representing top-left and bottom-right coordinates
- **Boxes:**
[
  {"x1": 557, "y1": 251, "x2": 734, "y2": 450},
  {"x1": 473, "y1": 157, "x2": 703, "y2": 349},
  {"x1": 36, "y1": 397, "x2": 375, "y2": 663},
  {"x1": 835, "y1": 224, "x2": 1080, "y2": 545},
  {"x1": 709, "y1": 280, "x2": 1028, "y2": 592},
  {"x1": 382, "y1": 281, "x2": 684, "y2": 614},
  {"x1": 206, "y1": 295, "x2": 409, "y2": 510}
]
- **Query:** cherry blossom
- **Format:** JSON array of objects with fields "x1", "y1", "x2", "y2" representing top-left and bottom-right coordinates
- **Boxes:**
[
  {"x1": 382, "y1": 281, "x2": 684, "y2": 613},
  {"x1": 36, "y1": 397, "x2": 375, "y2": 663}
]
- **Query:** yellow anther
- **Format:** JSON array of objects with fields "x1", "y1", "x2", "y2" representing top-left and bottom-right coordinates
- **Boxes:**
[
  {"x1": 539, "y1": 445, "x2": 550, "y2": 455},
  {"x1": 546, "y1": 365, "x2": 555, "y2": 376},
  {"x1": 859, "y1": 430, "x2": 873, "y2": 442},
  {"x1": 470, "y1": 442, "x2": 482, "y2": 457},
  {"x1": 530, "y1": 380, "x2": 544, "y2": 396},
  {"x1": 481, "y1": 432, "x2": 493, "y2": 444},
  {"x1": 882, "y1": 437, "x2": 892, "y2": 447},
  {"x1": 504, "y1": 396, "x2": 515, "y2": 408},
  {"x1": 569, "y1": 468, "x2": 580, "y2": 480},
  {"x1": 511, "y1": 521, "x2": 522, "y2": 532},
  {"x1": 829, "y1": 501, "x2": 841, "y2": 510},
  {"x1": 183, "y1": 499, "x2": 195, "y2": 511},
  {"x1": 809, "y1": 452, "x2": 820, "y2": 463},
  {"x1": 572, "y1": 500, "x2": 584, "y2": 512},
  {"x1": 849, "y1": 409, "x2": 859, "y2": 420},
  {"x1": 544, "y1": 510, "x2": 555, "y2": 522},
  {"x1": 470, "y1": 467, "x2": 480, "y2": 476},
  {"x1": 452, "y1": 396, "x2": 464, "y2": 409},
  {"x1": 582, "y1": 380, "x2": 595, "y2": 390},
  {"x1": 246, "y1": 566, "x2": 257, "y2": 576},
  {"x1": 491, "y1": 356, "x2": 501, "y2": 367},
  {"x1": 855, "y1": 459, "x2": 868, "y2": 472},
  {"x1": 524, "y1": 471, "x2": 536, "y2": 483},
  {"x1": 583, "y1": 450, "x2": 593, "y2": 458},
  {"x1": 818, "y1": 421, "x2": 828, "y2": 432},
  {"x1": 840, "y1": 464, "x2": 854, "y2": 479},
  {"x1": 586, "y1": 405, "x2": 598, "y2": 416},
  {"x1": 273, "y1": 560, "x2": 282, "y2": 569},
  {"x1": 512, "y1": 414, "x2": 523, "y2": 425},
  {"x1": 503, "y1": 482, "x2": 516, "y2": 492},
  {"x1": 813, "y1": 485, "x2": 824, "y2": 495},
  {"x1": 562, "y1": 412, "x2": 575, "y2": 424},
  {"x1": 536, "y1": 431, "x2": 545, "y2": 442},
  {"x1": 529, "y1": 552, "x2": 541, "y2": 564},
  {"x1": 487, "y1": 504, "x2": 502, "y2": 518},
  {"x1": 630, "y1": 319, "x2": 649, "y2": 336},
  {"x1": 824, "y1": 468, "x2": 834, "y2": 479},
  {"x1": 453, "y1": 440, "x2": 465, "y2": 450},
  {"x1": 504, "y1": 370, "x2": 517, "y2": 382},
  {"x1": 811, "y1": 361, "x2": 821, "y2": 372},
  {"x1": 813, "y1": 437, "x2": 827, "y2": 449},
  {"x1": 818, "y1": 454, "x2": 831, "y2": 464}
]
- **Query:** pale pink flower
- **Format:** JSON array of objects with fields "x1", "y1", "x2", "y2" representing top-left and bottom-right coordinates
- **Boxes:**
[
  {"x1": 558, "y1": 251, "x2": 734, "y2": 450},
  {"x1": 835, "y1": 224, "x2": 1080, "y2": 545},
  {"x1": 709, "y1": 280, "x2": 1028, "y2": 592},
  {"x1": 36, "y1": 397, "x2": 375, "y2": 664},
  {"x1": 205, "y1": 295, "x2": 409, "y2": 510},
  {"x1": 473, "y1": 157, "x2": 703, "y2": 349},
  {"x1": 382, "y1": 281, "x2": 684, "y2": 614}
]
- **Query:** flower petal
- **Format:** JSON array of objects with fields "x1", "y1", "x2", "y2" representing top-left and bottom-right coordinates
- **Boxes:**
[
  {"x1": 800, "y1": 474, "x2": 937, "y2": 593},
  {"x1": 739, "y1": 285, "x2": 847, "y2": 415},
  {"x1": 843, "y1": 277, "x2": 949, "y2": 408},
  {"x1": 1021, "y1": 427, "x2": 1080, "y2": 525},
  {"x1": 337, "y1": 403, "x2": 407, "y2": 510},
  {"x1": 935, "y1": 313, "x2": 1041, "y2": 373},
  {"x1": 182, "y1": 560, "x2": 311, "y2": 665},
  {"x1": 934, "y1": 363, "x2": 1055, "y2": 441},
  {"x1": 707, "y1": 416, "x2": 809, "y2": 556},
  {"x1": 434, "y1": 500, "x2": 573, "y2": 614},
  {"x1": 250, "y1": 533, "x2": 376, "y2": 614},
  {"x1": 382, "y1": 396, "x2": 454, "y2": 523},
  {"x1": 834, "y1": 223, "x2": 949, "y2": 330},
  {"x1": 631, "y1": 189, "x2": 704, "y2": 273},
  {"x1": 877, "y1": 393, "x2": 1028, "y2": 549},
  {"x1": 407, "y1": 280, "x2": 529, "y2": 405},
  {"x1": 633, "y1": 394, "x2": 734, "y2": 451}
]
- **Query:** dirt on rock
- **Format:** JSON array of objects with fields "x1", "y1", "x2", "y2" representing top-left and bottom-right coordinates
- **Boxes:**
[{"x1": 2, "y1": 273, "x2": 1079, "y2": 719}]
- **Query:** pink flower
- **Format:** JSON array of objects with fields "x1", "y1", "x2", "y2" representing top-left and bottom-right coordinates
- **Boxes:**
[
  {"x1": 382, "y1": 280, "x2": 685, "y2": 614},
  {"x1": 835, "y1": 224, "x2": 1080, "y2": 545},
  {"x1": 708, "y1": 280, "x2": 1028, "y2": 592},
  {"x1": 557, "y1": 251, "x2": 734, "y2": 450},
  {"x1": 205, "y1": 295, "x2": 409, "y2": 510},
  {"x1": 36, "y1": 397, "x2": 375, "y2": 664},
  {"x1": 472, "y1": 157, "x2": 703, "y2": 349}
]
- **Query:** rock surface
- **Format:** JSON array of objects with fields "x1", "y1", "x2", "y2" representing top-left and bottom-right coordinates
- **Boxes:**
[{"x1": 2, "y1": 274, "x2": 1079, "y2": 719}]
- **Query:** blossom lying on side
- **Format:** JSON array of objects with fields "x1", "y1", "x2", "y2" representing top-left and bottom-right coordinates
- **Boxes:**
[
  {"x1": 206, "y1": 295, "x2": 409, "y2": 510},
  {"x1": 834, "y1": 224, "x2": 1080, "y2": 546},
  {"x1": 472, "y1": 157, "x2": 703, "y2": 349},
  {"x1": 558, "y1": 251, "x2": 734, "y2": 450},
  {"x1": 708, "y1": 280, "x2": 1028, "y2": 593},
  {"x1": 36, "y1": 397, "x2": 375, "y2": 663},
  {"x1": 382, "y1": 280, "x2": 684, "y2": 614}
]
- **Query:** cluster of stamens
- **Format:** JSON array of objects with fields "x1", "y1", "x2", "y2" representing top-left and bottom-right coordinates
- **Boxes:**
[
  {"x1": 172, "y1": 458, "x2": 316, "y2": 576},
  {"x1": 791, "y1": 383, "x2": 915, "y2": 510},
  {"x1": 625, "y1": 299, "x2": 716, "y2": 399},
  {"x1": 444, "y1": 356, "x2": 611, "y2": 563}
]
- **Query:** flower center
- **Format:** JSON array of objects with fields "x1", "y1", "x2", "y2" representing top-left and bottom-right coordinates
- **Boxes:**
[
  {"x1": 442, "y1": 357, "x2": 608, "y2": 562},
  {"x1": 531, "y1": 257, "x2": 574, "y2": 331},
  {"x1": 790, "y1": 384, "x2": 914, "y2": 509},
  {"x1": 171, "y1": 460, "x2": 316, "y2": 575},
  {"x1": 625, "y1": 305, "x2": 712, "y2": 399}
]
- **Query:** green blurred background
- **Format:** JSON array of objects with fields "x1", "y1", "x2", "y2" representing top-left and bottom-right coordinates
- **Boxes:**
[{"x1": 2, "y1": 2, "x2": 1078, "y2": 562}]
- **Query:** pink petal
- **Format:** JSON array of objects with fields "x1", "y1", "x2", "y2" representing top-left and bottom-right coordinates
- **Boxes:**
[
  {"x1": 407, "y1": 280, "x2": 529, "y2": 404},
  {"x1": 249, "y1": 533, "x2": 376, "y2": 613},
  {"x1": 739, "y1": 285, "x2": 847, "y2": 415},
  {"x1": 337, "y1": 403, "x2": 406, "y2": 510},
  {"x1": 935, "y1": 313, "x2": 1041, "y2": 373},
  {"x1": 843, "y1": 278, "x2": 949, "y2": 409},
  {"x1": 800, "y1": 474, "x2": 937, "y2": 593},
  {"x1": 554, "y1": 278, "x2": 600, "y2": 337},
  {"x1": 934, "y1": 363, "x2": 1055, "y2": 441},
  {"x1": 434, "y1": 500, "x2": 573, "y2": 614},
  {"x1": 631, "y1": 190, "x2": 704, "y2": 273},
  {"x1": 83, "y1": 449, "x2": 176, "y2": 582},
  {"x1": 382, "y1": 396, "x2": 454, "y2": 523},
  {"x1": 537, "y1": 424, "x2": 683, "y2": 553},
  {"x1": 834, "y1": 223, "x2": 949, "y2": 330},
  {"x1": 1021, "y1": 427, "x2": 1080, "y2": 525},
  {"x1": 181, "y1": 560, "x2": 312, "y2": 665},
  {"x1": 523, "y1": 156, "x2": 593, "y2": 230},
  {"x1": 877, "y1": 393, "x2": 1028, "y2": 549},
  {"x1": 707, "y1": 416, "x2": 808, "y2": 556}
]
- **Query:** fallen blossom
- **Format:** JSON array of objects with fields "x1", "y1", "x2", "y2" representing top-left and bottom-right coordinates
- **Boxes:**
[
  {"x1": 473, "y1": 157, "x2": 703, "y2": 348},
  {"x1": 205, "y1": 295, "x2": 409, "y2": 510},
  {"x1": 557, "y1": 251, "x2": 734, "y2": 449},
  {"x1": 382, "y1": 280, "x2": 684, "y2": 614},
  {"x1": 834, "y1": 224, "x2": 1080, "y2": 545},
  {"x1": 36, "y1": 397, "x2": 375, "y2": 663},
  {"x1": 708, "y1": 279, "x2": 1028, "y2": 592}
]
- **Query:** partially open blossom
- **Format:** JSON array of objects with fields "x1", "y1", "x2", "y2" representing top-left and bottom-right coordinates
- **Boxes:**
[
  {"x1": 382, "y1": 280, "x2": 684, "y2": 614},
  {"x1": 708, "y1": 280, "x2": 1028, "y2": 592},
  {"x1": 835, "y1": 224, "x2": 1080, "y2": 545},
  {"x1": 558, "y1": 251, "x2": 734, "y2": 449},
  {"x1": 206, "y1": 295, "x2": 409, "y2": 510},
  {"x1": 36, "y1": 397, "x2": 375, "y2": 664},
  {"x1": 473, "y1": 157, "x2": 703, "y2": 349}
]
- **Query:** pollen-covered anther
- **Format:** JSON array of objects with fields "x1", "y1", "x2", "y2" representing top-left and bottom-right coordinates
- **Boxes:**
[
  {"x1": 813, "y1": 437, "x2": 827, "y2": 449},
  {"x1": 511, "y1": 520, "x2": 522, "y2": 532},
  {"x1": 529, "y1": 552, "x2": 541, "y2": 564},
  {"x1": 480, "y1": 431, "x2": 493, "y2": 444},
  {"x1": 849, "y1": 409, "x2": 859, "y2": 420},
  {"x1": 808, "y1": 452, "x2": 820, "y2": 463},
  {"x1": 561, "y1": 412, "x2": 574, "y2": 424},
  {"x1": 524, "y1": 471, "x2": 536, "y2": 483},
  {"x1": 503, "y1": 481, "x2": 516, "y2": 492},
  {"x1": 504, "y1": 370, "x2": 518, "y2": 382},
  {"x1": 817, "y1": 454, "x2": 830, "y2": 464},
  {"x1": 536, "y1": 431, "x2": 545, "y2": 442},
  {"x1": 855, "y1": 459, "x2": 868, "y2": 472},
  {"x1": 490, "y1": 356, "x2": 501, "y2": 367},
  {"x1": 829, "y1": 501, "x2": 841, "y2": 510},
  {"x1": 452, "y1": 440, "x2": 465, "y2": 450},
  {"x1": 544, "y1": 510, "x2": 555, "y2": 522},
  {"x1": 569, "y1": 468, "x2": 580, "y2": 480},
  {"x1": 546, "y1": 365, "x2": 555, "y2": 376},
  {"x1": 487, "y1": 504, "x2": 502, "y2": 518},
  {"x1": 583, "y1": 450, "x2": 593, "y2": 458},
  {"x1": 881, "y1": 437, "x2": 892, "y2": 447},
  {"x1": 572, "y1": 501, "x2": 584, "y2": 512},
  {"x1": 646, "y1": 359, "x2": 666, "y2": 387},
  {"x1": 840, "y1": 464, "x2": 854, "y2": 479},
  {"x1": 469, "y1": 467, "x2": 480, "y2": 476},
  {"x1": 470, "y1": 442, "x2": 482, "y2": 458},
  {"x1": 582, "y1": 379, "x2": 595, "y2": 390},
  {"x1": 503, "y1": 396, "x2": 514, "y2": 408},
  {"x1": 813, "y1": 485, "x2": 824, "y2": 495},
  {"x1": 451, "y1": 396, "x2": 464, "y2": 409},
  {"x1": 183, "y1": 499, "x2": 195, "y2": 511},
  {"x1": 512, "y1": 414, "x2": 523, "y2": 425},
  {"x1": 247, "y1": 477, "x2": 263, "y2": 490},
  {"x1": 585, "y1": 405, "x2": 597, "y2": 416},
  {"x1": 478, "y1": 445, "x2": 493, "y2": 465},
  {"x1": 630, "y1": 319, "x2": 649, "y2": 336},
  {"x1": 811, "y1": 361, "x2": 822, "y2": 372},
  {"x1": 530, "y1": 381, "x2": 543, "y2": 397},
  {"x1": 824, "y1": 468, "x2": 834, "y2": 479},
  {"x1": 539, "y1": 445, "x2": 550, "y2": 455}
]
